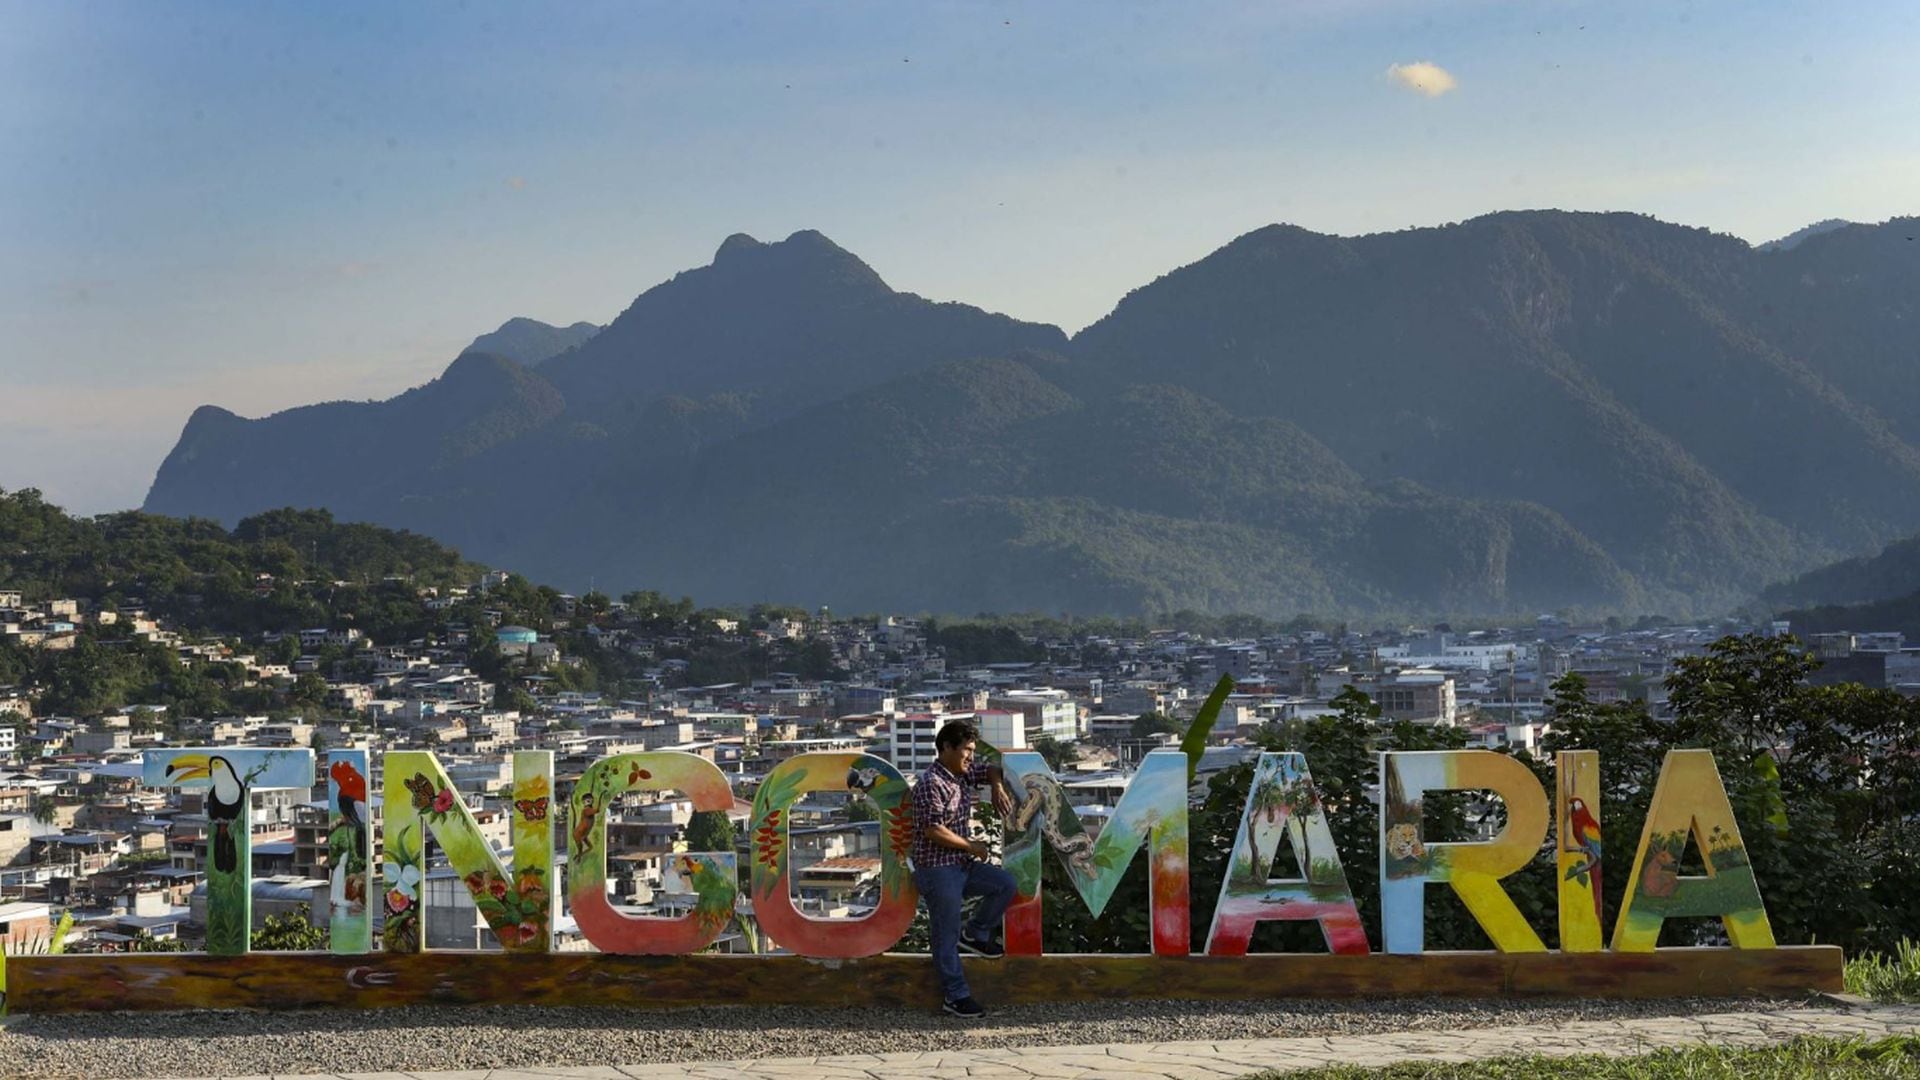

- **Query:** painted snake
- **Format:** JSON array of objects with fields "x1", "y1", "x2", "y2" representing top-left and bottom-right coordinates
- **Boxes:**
[{"x1": 1011, "y1": 772, "x2": 1098, "y2": 877}]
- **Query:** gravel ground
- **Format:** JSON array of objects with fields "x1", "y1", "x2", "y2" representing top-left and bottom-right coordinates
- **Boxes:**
[{"x1": 0, "y1": 996, "x2": 1826, "y2": 1079}]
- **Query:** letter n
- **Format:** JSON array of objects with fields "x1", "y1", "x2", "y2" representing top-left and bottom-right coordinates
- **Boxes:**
[{"x1": 382, "y1": 750, "x2": 554, "y2": 953}]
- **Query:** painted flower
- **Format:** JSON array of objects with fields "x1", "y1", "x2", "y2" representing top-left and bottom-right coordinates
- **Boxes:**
[
  {"x1": 385, "y1": 860, "x2": 422, "y2": 899},
  {"x1": 516, "y1": 919, "x2": 542, "y2": 944},
  {"x1": 518, "y1": 774, "x2": 551, "y2": 800},
  {"x1": 385, "y1": 889, "x2": 412, "y2": 914},
  {"x1": 489, "y1": 877, "x2": 509, "y2": 900},
  {"x1": 432, "y1": 788, "x2": 456, "y2": 814},
  {"x1": 519, "y1": 883, "x2": 548, "y2": 909},
  {"x1": 465, "y1": 870, "x2": 487, "y2": 893}
]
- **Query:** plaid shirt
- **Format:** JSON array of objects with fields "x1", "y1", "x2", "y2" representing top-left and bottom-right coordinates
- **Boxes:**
[{"x1": 911, "y1": 759, "x2": 992, "y2": 870}]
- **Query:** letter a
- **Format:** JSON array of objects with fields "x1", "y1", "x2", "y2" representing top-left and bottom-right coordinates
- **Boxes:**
[
  {"x1": 1205, "y1": 752, "x2": 1367, "y2": 955},
  {"x1": 1612, "y1": 749, "x2": 1775, "y2": 951}
]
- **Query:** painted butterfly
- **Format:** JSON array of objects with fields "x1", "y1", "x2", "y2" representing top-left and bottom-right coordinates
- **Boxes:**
[
  {"x1": 515, "y1": 796, "x2": 549, "y2": 821},
  {"x1": 404, "y1": 773, "x2": 436, "y2": 812},
  {"x1": 627, "y1": 764, "x2": 652, "y2": 784}
]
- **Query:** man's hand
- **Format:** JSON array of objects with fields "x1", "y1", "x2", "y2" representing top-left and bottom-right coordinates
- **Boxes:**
[
  {"x1": 969, "y1": 839, "x2": 992, "y2": 860},
  {"x1": 991, "y1": 781, "x2": 1014, "y2": 819}
]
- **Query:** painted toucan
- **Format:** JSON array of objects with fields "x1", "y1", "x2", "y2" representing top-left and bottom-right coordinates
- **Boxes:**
[
  {"x1": 169, "y1": 754, "x2": 247, "y2": 874},
  {"x1": 330, "y1": 758, "x2": 369, "y2": 858}
]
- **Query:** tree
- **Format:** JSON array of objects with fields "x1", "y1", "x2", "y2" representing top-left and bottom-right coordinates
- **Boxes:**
[
  {"x1": 497, "y1": 685, "x2": 539, "y2": 715},
  {"x1": 1530, "y1": 634, "x2": 1920, "y2": 954},
  {"x1": 578, "y1": 590, "x2": 612, "y2": 622},
  {"x1": 289, "y1": 672, "x2": 330, "y2": 712},
  {"x1": 1030, "y1": 735, "x2": 1072, "y2": 772},
  {"x1": 30, "y1": 795, "x2": 57, "y2": 828},
  {"x1": 1130, "y1": 711, "x2": 1181, "y2": 739},
  {"x1": 251, "y1": 912, "x2": 328, "y2": 951},
  {"x1": 684, "y1": 811, "x2": 736, "y2": 856}
]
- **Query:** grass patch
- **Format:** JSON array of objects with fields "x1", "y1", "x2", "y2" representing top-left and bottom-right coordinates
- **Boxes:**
[
  {"x1": 1848, "y1": 941, "x2": 1920, "y2": 1003},
  {"x1": 1238, "y1": 1036, "x2": 1920, "y2": 1078}
]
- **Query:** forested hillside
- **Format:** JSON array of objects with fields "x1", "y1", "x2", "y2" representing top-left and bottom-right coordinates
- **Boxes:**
[{"x1": 142, "y1": 214, "x2": 1920, "y2": 619}]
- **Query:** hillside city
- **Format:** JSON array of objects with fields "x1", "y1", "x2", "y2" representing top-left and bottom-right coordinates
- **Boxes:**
[{"x1": 0, "y1": 572, "x2": 1901, "y2": 954}]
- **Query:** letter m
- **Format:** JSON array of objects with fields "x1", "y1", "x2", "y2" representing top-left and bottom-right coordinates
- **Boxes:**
[{"x1": 1000, "y1": 748, "x2": 1190, "y2": 955}]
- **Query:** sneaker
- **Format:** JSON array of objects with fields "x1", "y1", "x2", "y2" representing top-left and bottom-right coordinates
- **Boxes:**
[
  {"x1": 943, "y1": 995, "x2": 986, "y2": 1018},
  {"x1": 957, "y1": 933, "x2": 1005, "y2": 959}
]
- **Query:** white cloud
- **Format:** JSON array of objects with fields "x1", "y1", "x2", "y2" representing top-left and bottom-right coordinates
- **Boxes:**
[{"x1": 1386, "y1": 61, "x2": 1458, "y2": 98}]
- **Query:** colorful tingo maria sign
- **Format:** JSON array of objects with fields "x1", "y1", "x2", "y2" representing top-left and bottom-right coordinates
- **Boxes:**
[{"x1": 138, "y1": 744, "x2": 1776, "y2": 959}]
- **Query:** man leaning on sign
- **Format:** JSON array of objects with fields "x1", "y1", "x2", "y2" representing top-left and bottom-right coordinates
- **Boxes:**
[{"x1": 911, "y1": 718, "x2": 1018, "y2": 1018}]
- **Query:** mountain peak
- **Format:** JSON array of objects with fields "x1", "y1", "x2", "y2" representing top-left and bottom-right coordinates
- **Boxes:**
[
  {"x1": 1757, "y1": 219, "x2": 1856, "y2": 253},
  {"x1": 782, "y1": 228, "x2": 842, "y2": 251},
  {"x1": 714, "y1": 233, "x2": 766, "y2": 263},
  {"x1": 187, "y1": 403, "x2": 242, "y2": 425},
  {"x1": 698, "y1": 228, "x2": 887, "y2": 295},
  {"x1": 461, "y1": 316, "x2": 600, "y2": 368}
]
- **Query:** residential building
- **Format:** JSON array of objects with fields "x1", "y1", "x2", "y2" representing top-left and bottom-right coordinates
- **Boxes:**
[
  {"x1": 888, "y1": 714, "x2": 940, "y2": 774},
  {"x1": 988, "y1": 690, "x2": 1080, "y2": 742},
  {"x1": 0, "y1": 900, "x2": 52, "y2": 947},
  {"x1": 1373, "y1": 671, "x2": 1457, "y2": 726},
  {"x1": 973, "y1": 709, "x2": 1026, "y2": 752}
]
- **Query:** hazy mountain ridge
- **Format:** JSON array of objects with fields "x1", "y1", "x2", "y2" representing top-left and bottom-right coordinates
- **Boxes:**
[
  {"x1": 143, "y1": 214, "x2": 1920, "y2": 618},
  {"x1": 462, "y1": 317, "x2": 602, "y2": 368}
]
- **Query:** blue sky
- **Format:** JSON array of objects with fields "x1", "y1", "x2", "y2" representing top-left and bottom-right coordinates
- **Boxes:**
[{"x1": 3, "y1": 0, "x2": 1916, "y2": 514}]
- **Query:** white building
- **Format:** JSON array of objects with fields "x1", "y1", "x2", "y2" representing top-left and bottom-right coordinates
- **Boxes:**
[
  {"x1": 1377, "y1": 634, "x2": 1529, "y2": 673},
  {"x1": 974, "y1": 709, "x2": 1026, "y2": 753},
  {"x1": 889, "y1": 714, "x2": 941, "y2": 774},
  {"x1": 988, "y1": 690, "x2": 1080, "y2": 743}
]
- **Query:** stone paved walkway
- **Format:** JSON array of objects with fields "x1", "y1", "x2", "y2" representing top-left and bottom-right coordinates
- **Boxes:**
[{"x1": 237, "y1": 1002, "x2": 1920, "y2": 1080}]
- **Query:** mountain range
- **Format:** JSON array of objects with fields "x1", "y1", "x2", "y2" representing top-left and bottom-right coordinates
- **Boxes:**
[{"x1": 143, "y1": 212, "x2": 1920, "y2": 619}]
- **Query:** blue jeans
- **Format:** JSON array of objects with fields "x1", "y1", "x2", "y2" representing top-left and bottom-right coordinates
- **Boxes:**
[{"x1": 913, "y1": 860, "x2": 1017, "y2": 1003}]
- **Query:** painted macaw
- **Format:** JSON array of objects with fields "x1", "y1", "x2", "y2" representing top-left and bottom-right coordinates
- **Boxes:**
[{"x1": 1567, "y1": 796, "x2": 1603, "y2": 919}]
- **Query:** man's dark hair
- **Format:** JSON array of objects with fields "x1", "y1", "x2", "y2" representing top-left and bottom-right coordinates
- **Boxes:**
[{"x1": 935, "y1": 719, "x2": 979, "y2": 751}]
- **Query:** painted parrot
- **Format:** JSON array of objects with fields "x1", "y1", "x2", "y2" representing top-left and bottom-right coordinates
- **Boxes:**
[
  {"x1": 679, "y1": 854, "x2": 737, "y2": 934},
  {"x1": 1566, "y1": 796, "x2": 1603, "y2": 919},
  {"x1": 330, "y1": 758, "x2": 370, "y2": 859}
]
